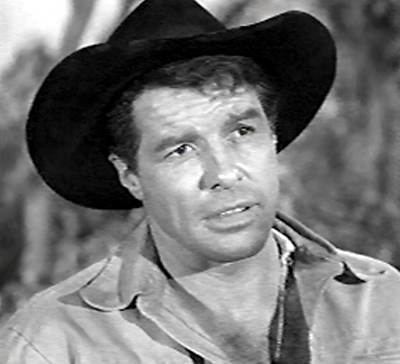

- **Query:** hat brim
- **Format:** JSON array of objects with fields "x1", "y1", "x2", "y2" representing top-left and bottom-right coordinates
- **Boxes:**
[{"x1": 26, "y1": 11, "x2": 336, "y2": 209}]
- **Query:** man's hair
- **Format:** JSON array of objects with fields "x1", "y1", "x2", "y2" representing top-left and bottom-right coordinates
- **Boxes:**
[{"x1": 107, "y1": 55, "x2": 279, "y2": 171}]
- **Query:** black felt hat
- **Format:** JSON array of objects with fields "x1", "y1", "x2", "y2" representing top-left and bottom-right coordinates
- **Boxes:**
[{"x1": 26, "y1": 0, "x2": 336, "y2": 210}]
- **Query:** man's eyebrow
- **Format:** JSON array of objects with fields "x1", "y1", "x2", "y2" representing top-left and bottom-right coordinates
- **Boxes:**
[
  {"x1": 230, "y1": 108, "x2": 263, "y2": 122},
  {"x1": 153, "y1": 131, "x2": 199, "y2": 153},
  {"x1": 223, "y1": 108, "x2": 264, "y2": 130},
  {"x1": 153, "y1": 108, "x2": 263, "y2": 153}
]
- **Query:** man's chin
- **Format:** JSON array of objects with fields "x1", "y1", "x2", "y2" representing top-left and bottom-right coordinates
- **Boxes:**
[{"x1": 202, "y1": 234, "x2": 268, "y2": 264}]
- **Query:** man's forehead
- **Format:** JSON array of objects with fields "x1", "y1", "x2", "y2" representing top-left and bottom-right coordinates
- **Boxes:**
[{"x1": 133, "y1": 85, "x2": 263, "y2": 120}]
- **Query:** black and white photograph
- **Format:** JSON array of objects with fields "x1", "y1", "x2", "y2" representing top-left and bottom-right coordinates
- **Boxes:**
[{"x1": 1, "y1": 1, "x2": 400, "y2": 363}]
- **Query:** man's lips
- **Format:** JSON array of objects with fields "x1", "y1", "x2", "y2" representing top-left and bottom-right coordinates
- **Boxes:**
[
  {"x1": 204, "y1": 201, "x2": 257, "y2": 220},
  {"x1": 202, "y1": 201, "x2": 259, "y2": 232}
]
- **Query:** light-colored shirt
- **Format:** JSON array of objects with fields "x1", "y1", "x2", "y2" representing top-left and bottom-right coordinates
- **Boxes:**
[{"x1": 1, "y1": 212, "x2": 400, "y2": 363}]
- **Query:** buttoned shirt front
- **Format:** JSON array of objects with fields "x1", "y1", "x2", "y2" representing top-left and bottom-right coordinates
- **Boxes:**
[{"x1": 1, "y1": 212, "x2": 400, "y2": 363}]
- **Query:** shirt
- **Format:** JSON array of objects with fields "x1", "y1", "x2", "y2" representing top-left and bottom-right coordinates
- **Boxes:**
[{"x1": 1, "y1": 212, "x2": 400, "y2": 363}]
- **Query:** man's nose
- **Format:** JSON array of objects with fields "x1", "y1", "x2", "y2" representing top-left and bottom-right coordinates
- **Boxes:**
[{"x1": 199, "y1": 147, "x2": 243, "y2": 191}]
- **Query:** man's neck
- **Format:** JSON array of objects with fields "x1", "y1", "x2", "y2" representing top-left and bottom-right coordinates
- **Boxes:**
[
  {"x1": 151, "y1": 229, "x2": 281, "y2": 363},
  {"x1": 154, "y1": 231, "x2": 281, "y2": 329}
]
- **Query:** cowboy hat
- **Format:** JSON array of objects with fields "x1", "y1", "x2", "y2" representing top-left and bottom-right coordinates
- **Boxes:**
[{"x1": 26, "y1": 0, "x2": 336, "y2": 209}]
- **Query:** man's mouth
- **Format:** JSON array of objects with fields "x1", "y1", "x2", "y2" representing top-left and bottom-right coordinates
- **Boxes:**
[
  {"x1": 205, "y1": 201, "x2": 254, "y2": 219},
  {"x1": 203, "y1": 202, "x2": 258, "y2": 232},
  {"x1": 218, "y1": 205, "x2": 250, "y2": 217}
]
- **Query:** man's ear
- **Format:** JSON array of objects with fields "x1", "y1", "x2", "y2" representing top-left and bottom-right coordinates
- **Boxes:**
[{"x1": 108, "y1": 154, "x2": 144, "y2": 201}]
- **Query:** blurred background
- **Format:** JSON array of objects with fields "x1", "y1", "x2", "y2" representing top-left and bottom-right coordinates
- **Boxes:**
[{"x1": 1, "y1": 0, "x2": 400, "y2": 324}]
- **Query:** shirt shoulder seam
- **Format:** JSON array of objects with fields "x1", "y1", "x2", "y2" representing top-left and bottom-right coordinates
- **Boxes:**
[{"x1": 8, "y1": 327, "x2": 54, "y2": 364}]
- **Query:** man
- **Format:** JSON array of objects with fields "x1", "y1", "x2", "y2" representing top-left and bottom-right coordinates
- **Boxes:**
[{"x1": 1, "y1": 0, "x2": 400, "y2": 363}]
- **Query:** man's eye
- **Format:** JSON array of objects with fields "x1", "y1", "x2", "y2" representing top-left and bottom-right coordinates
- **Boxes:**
[
  {"x1": 235, "y1": 125, "x2": 255, "y2": 137},
  {"x1": 168, "y1": 144, "x2": 193, "y2": 158}
]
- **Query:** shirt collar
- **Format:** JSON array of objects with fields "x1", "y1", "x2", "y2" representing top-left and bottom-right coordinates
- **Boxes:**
[
  {"x1": 79, "y1": 211, "x2": 384, "y2": 312},
  {"x1": 79, "y1": 219, "x2": 167, "y2": 311},
  {"x1": 275, "y1": 211, "x2": 385, "y2": 280}
]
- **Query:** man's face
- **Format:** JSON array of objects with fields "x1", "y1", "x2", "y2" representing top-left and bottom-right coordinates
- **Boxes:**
[{"x1": 120, "y1": 85, "x2": 279, "y2": 265}]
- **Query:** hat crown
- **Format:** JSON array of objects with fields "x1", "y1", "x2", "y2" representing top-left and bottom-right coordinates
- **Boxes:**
[{"x1": 108, "y1": 0, "x2": 225, "y2": 45}]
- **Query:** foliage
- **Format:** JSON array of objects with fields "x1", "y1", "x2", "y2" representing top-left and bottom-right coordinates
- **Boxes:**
[{"x1": 281, "y1": 0, "x2": 400, "y2": 264}]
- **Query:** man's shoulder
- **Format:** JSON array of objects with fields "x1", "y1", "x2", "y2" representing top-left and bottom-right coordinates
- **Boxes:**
[
  {"x1": 338, "y1": 248, "x2": 400, "y2": 281},
  {"x1": 325, "y1": 248, "x2": 400, "y2": 323},
  {"x1": 319, "y1": 249, "x2": 400, "y2": 357},
  {"x1": 2, "y1": 258, "x2": 108, "y2": 332},
  {"x1": 0, "y1": 258, "x2": 112, "y2": 363}
]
